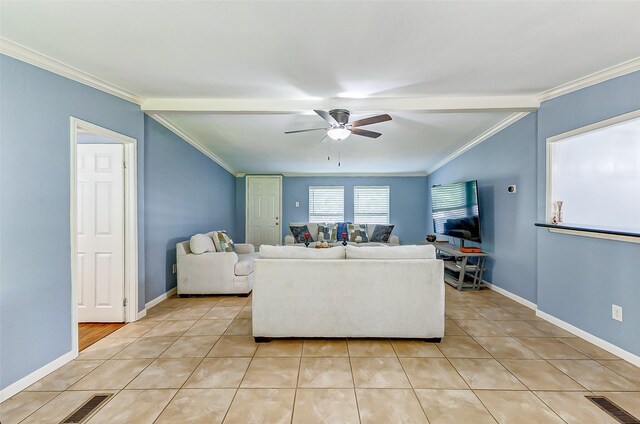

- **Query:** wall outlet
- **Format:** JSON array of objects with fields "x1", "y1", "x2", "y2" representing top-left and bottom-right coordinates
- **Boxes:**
[
  {"x1": 295, "y1": 201, "x2": 300, "y2": 208},
  {"x1": 612, "y1": 304, "x2": 623, "y2": 322},
  {"x1": 172, "y1": 264, "x2": 177, "y2": 274}
]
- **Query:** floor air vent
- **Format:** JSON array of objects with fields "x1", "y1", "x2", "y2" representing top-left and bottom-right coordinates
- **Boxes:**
[
  {"x1": 61, "y1": 394, "x2": 112, "y2": 423},
  {"x1": 586, "y1": 396, "x2": 640, "y2": 424}
]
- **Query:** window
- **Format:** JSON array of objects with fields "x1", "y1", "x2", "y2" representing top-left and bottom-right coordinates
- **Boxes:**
[
  {"x1": 547, "y1": 110, "x2": 640, "y2": 234},
  {"x1": 354, "y1": 186, "x2": 390, "y2": 224},
  {"x1": 309, "y1": 186, "x2": 344, "y2": 223}
]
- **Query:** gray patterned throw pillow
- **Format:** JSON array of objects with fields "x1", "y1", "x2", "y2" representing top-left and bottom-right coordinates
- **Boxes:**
[
  {"x1": 370, "y1": 224, "x2": 395, "y2": 243},
  {"x1": 290, "y1": 225, "x2": 314, "y2": 243}
]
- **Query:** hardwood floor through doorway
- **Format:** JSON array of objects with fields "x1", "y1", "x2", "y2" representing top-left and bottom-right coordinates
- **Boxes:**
[{"x1": 79, "y1": 323, "x2": 126, "y2": 351}]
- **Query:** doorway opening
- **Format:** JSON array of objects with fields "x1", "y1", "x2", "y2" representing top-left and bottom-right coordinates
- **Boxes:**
[{"x1": 70, "y1": 117, "x2": 139, "y2": 354}]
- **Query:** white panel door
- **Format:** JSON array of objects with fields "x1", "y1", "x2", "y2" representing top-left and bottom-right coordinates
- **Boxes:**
[
  {"x1": 77, "y1": 144, "x2": 125, "y2": 322},
  {"x1": 247, "y1": 177, "x2": 281, "y2": 246}
]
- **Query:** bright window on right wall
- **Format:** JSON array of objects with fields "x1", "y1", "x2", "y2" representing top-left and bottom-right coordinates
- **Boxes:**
[{"x1": 547, "y1": 109, "x2": 640, "y2": 233}]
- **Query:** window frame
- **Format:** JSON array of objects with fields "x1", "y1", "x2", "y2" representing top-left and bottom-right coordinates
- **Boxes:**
[
  {"x1": 308, "y1": 185, "x2": 345, "y2": 223},
  {"x1": 353, "y1": 185, "x2": 390, "y2": 224}
]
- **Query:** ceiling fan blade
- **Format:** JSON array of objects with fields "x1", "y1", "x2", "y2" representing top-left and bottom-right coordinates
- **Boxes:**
[
  {"x1": 284, "y1": 127, "x2": 327, "y2": 134},
  {"x1": 351, "y1": 114, "x2": 392, "y2": 128},
  {"x1": 351, "y1": 128, "x2": 382, "y2": 139},
  {"x1": 314, "y1": 109, "x2": 338, "y2": 126}
]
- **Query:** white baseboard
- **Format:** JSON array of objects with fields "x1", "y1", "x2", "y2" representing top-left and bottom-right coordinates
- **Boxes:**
[
  {"x1": 485, "y1": 283, "x2": 639, "y2": 366},
  {"x1": 144, "y1": 287, "x2": 177, "y2": 310},
  {"x1": 484, "y1": 282, "x2": 537, "y2": 310},
  {"x1": 536, "y1": 310, "x2": 640, "y2": 367},
  {"x1": 137, "y1": 309, "x2": 147, "y2": 320},
  {"x1": 0, "y1": 350, "x2": 76, "y2": 402}
]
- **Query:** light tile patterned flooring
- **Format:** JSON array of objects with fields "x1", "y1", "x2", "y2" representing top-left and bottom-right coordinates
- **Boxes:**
[{"x1": 2, "y1": 285, "x2": 639, "y2": 423}]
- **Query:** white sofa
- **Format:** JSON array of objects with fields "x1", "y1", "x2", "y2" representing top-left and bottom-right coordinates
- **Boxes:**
[
  {"x1": 285, "y1": 222, "x2": 400, "y2": 246},
  {"x1": 176, "y1": 231, "x2": 258, "y2": 296},
  {"x1": 252, "y1": 244, "x2": 444, "y2": 341}
]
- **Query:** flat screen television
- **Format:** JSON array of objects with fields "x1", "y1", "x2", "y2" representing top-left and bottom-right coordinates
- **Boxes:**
[{"x1": 431, "y1": 180, "x2": 482, "y2": 243}]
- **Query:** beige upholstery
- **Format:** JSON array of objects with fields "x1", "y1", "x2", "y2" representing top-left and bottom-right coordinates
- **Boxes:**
[
  {"x1": 176, "y1": 232, "x2": 256, "y2": 295},
  {"x1": 252, "y1": 246, "x2": 444, "y2": 339}
]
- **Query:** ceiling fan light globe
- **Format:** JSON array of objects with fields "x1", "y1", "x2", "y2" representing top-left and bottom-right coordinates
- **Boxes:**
[{"x1": 327, "y1": 127, "x2": 351, "y2": 141}]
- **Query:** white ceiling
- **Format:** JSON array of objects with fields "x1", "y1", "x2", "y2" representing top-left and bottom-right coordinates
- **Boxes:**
[{"x1": 2, "y1": 1, "x2": 640, "y2": 174}]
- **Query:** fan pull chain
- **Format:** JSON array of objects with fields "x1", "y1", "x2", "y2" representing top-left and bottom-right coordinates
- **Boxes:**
[{"x1": 338, "y1": 151, "x2": 341, "y2": 167}]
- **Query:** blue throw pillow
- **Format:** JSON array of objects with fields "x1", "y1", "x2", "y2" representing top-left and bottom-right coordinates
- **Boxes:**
[{"x1": 336, "y1": 222, "x2": 352, "y2": 241}]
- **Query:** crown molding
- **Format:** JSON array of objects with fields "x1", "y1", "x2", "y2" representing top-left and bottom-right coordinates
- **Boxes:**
[
  {"x1": 141, "y1": 95, "x2": 539, "y2": 114},
  {"x1": 148, "y1": 113, "x2": 238, "y2": 176},
  {"x1": 425, "y1": 112, "x2": 530, "y2": 176},
  {"x1": 537, "y1": 56, "x2": 640, "y2": 102},
  {"x1": 281, "y1": 172, "x2": 427, "y2": 177},
  {"x1": 0, "y1": 37, "x2": 142, "y2": 105}
]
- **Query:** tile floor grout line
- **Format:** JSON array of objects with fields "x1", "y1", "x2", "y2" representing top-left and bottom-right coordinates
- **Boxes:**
[
  {"x1": 289, "y1": 343, "x2": 304, "y2": 424},
  {"x1": 528, "y1": 389, "x2": 573, "y2": 424},
  {"x1": 346, "y1": 339, "x2": 364, "y2": 424},
  {"x1": 219, "y1": 320, "x2": 257, "y2": 424},
  {"x1": 390, "y1": 342, "x2": 432, "y2": 423}
]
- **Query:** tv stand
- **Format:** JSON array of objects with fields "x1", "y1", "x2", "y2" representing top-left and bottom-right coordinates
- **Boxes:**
[{"x1": 421, "y1": 242, "x2": 488, "y2": 290}]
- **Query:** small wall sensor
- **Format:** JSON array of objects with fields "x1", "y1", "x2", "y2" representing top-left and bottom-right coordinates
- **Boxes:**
[{"x1": 507, "y1": 185, "x2": 517, "y2": 193}]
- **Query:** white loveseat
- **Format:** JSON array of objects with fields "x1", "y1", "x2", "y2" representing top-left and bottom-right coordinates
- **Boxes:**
[
  {"x1": 285, "y1": 222, "x2": 400, "y2": 246},
  {"x1": 176, "y1": 232, "x2": 258, "y2": 296},
  {"x1": 252, "y1": 244, "x2": 444, "y2": 341}
]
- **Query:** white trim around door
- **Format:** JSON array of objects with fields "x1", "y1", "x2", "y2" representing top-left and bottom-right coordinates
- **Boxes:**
[
  {"x1": 70, "y1": 117, "x2": 139, "y2": 356},
  {"x1": 245, "y1": 175, "x2": 283, "y2": 246}
]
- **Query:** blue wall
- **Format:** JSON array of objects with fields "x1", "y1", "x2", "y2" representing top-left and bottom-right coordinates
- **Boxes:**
[
  {"x1": 282, "y1": 176, "x2": 428, "y2": 245},
  {"x1": 144, "y1": 116, "x2": 236, "y2": 302},
  {"x1": 426, "y1": 114, "x2": 539, "y2": 303},
  {"x1": 426, "y1": 71, "x2": 640, "y2": 356},
  {"x1": 0, "y1": 54, "x2": 145, "y2": 389},
  {"x1": 536, "y1": 71, "x2": 640, "y2": 356}
]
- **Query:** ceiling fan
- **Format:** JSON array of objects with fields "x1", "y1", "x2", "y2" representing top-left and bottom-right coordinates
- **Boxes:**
[{"x1": 285, "y1": 109, "x2": 392, "y2": 141}]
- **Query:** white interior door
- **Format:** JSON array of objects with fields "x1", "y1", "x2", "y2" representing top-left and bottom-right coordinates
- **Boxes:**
[
  {"x1": 247, "y1": 176, "x2": 281, "y2": 246},
  {"x1": 76, "y1": 144, "x2": 125, "y2": 323}
]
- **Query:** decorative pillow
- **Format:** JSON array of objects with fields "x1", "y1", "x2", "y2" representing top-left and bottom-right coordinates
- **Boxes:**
[
  {"x1": 347, "y1": 224, "x2": 369, "y2": 243},
  {"x1": 317, "y1": 224, "x2": 337, "y2": 242},
  {"x1": 336, "y1": 222, "x2": 351, "y2": 240},
  {"x1": 212, "y1": 231, "x2": 234, "y2": 252},
  {"x1": 190, "y1": 234, "x2": 215, "y2": 254},
  {"x1": 330, "y1": 223, "x2": 339, "y2": 241},
  {"x1": 370, "y1": 224, "x2": 395, "y2": 243},
  {"x1": 289, "y1": 225, "x2": 314, "y2": 243}
]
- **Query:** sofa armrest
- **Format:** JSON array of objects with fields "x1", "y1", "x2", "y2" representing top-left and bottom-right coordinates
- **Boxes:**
[
  {"x1": 388, "y1": 235, "x2": 400, "y2": 246},
  {"x1": 284, "y1": 235, "x2": 296, "y2": 246},
  {"x1": 234, "y1": 243, "x2": 255, "y2": 254}
]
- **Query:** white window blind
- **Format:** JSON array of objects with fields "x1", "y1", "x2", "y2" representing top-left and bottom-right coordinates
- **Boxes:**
[
  {"x1": 309, "y1": 186, "x2": 344, "y2": 223},
  {"x1": 354, "y1": 186, "x2": 390, "y2": 224}
]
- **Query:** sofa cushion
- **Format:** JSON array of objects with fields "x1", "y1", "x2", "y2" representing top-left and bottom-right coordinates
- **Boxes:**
[
  {"x1": 234, "y1": 253, "x2": 258, "y2": 276},
  {"x1": 289, "y1": 224, "x2": 314, "y2": 243},
  {"x1": 370, "y1": 224, "x2": 395, "y2": 243},
  {"x1": 347, "y1": 224, "x2": 369, "y2": 243},
  {"x1": 346, "y1": 244, "x2": 436, "y2": 259},
  {"x1": 212, "y1": 231, "x2": 234, "y2": 252},
  {"x1": 260, "y1": 245, "x2": 346, "y2": 259},
  {"x1": 190, "y1": 234, "x2": 216, "y2": 254}
]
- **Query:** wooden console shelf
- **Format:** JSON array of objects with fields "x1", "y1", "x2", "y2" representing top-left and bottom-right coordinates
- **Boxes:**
[{"x1": 420, "y1": 241, "x2": 488, "y2": 291}]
